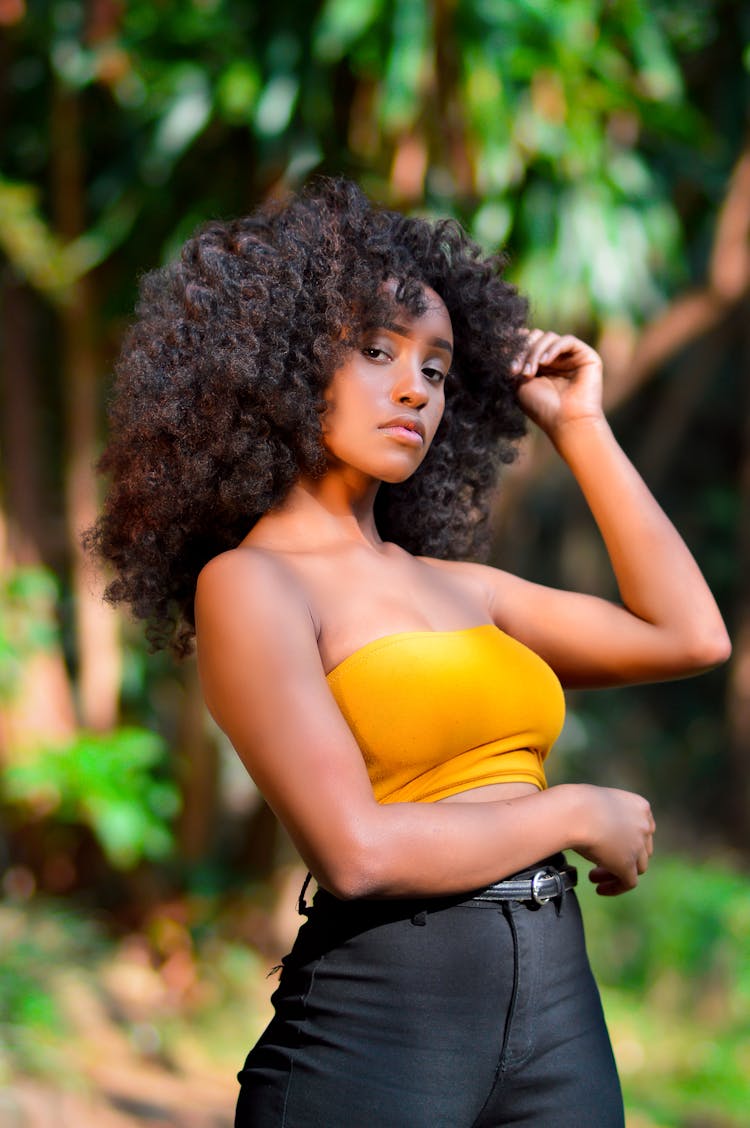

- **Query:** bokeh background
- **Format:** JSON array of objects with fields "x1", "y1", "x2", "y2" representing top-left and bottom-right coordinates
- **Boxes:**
[{"x1": 1, "y1": 1, "x2": 749, "y2": 1125}]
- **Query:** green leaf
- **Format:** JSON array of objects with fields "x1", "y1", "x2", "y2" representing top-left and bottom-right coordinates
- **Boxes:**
[
  {"x1": 313, "y1": 0, "x2": 385, "y2": 63},
  {"x1": 472, "y1": 199, "x2": 514, "y2": 249},
  {"x1": 151, "y1": 66, "x2": 213, "y2": 159},
  {"x1": 217, "y1": 59, "x2": 261, "y2": 123},
  {"x1": 254, "y1": 74, "x2": 299, "y2": 138}
]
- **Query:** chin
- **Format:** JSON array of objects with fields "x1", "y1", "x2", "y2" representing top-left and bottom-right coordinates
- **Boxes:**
[
  {"x1": 374, "y1": 468, "x2": 422, "y2": 488},
  {"x1": 372, "y1": 448, "x2": 431, "y2": 481},
  {"x1": 378, "y1": 473, "x2": 412, "y2": 486},
  {"x1": 325, "y1": 441, "x2": 431, "y2": 483}
]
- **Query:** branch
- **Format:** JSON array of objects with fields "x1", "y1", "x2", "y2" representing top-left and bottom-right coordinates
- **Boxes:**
[{"x1": 601, "y1": 139, "x2": 750, "y2": 411}]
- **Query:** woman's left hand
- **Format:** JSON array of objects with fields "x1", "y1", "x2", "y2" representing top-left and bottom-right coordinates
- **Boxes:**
[{"x1": 511, "y1": 329, "x2": 604, "y2": 440}]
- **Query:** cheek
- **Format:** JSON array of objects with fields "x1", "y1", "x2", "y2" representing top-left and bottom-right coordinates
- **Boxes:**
[
  {"x1": 320, "y1": 379, "x2": 347, "y2": 435},
  {"x1": 430, "y1": 392, "x2": 446, "y2": 429},
  {"x1": 320, "y1": 388, "x2": 367, "y2": 453}
]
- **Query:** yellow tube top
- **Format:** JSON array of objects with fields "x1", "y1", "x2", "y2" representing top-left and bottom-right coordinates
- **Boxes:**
[{"x1": 326, "y1": 624, "x2": 565, "y2": 804}]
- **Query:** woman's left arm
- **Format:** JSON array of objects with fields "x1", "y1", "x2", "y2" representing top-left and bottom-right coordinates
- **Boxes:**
[{"x1": 477, "y1": 330, "x2": 731, "y2": 688}]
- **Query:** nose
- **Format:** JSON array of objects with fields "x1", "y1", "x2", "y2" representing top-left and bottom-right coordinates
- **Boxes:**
[{"x1": 390, "y1": 356, "x2": 428, "y2": 409}]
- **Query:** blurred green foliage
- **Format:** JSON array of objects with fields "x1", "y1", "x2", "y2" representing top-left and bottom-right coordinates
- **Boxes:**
[
  {"x1": 5, "y1": 0, "x2": 742, "y2": 326},
  {"x1": 4, "y1": 727, "x2": 180, "y2": 869},
  {"x1": 579, "y1": 860, "x2": 750, "y2": 1125},
  {"x1": 583, "y1": 856, "x2": 750, "y2": 1002},
  {"x1": 0, "y1": 900, "x2": 103, "y2": 1081},
  {"x1": 1, "y1": 568, "x2": 179, "y2": 868},
  {"x1": 0, "y1": 566, "x2": 59, "y2": 701}
]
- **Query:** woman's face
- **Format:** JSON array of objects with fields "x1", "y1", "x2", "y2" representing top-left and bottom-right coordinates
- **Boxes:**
[{"x1": 322, "y1": 286, "x2": 453, "y2": 485}]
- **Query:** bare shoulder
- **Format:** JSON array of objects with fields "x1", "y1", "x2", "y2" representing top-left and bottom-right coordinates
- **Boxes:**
[
  {"x1": 195, "y1": 545, "x2": 322, "y2": 721},
  {"x1": 196, "y1": 544, "x2": 318, "y2": 638},
  {"x1": 196, "y1": 543, "x2": 305, "y2": 603}
]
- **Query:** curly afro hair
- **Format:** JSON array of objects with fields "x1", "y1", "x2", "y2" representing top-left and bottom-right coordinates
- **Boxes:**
[{"x1": 86, "y1": 177, "x2": 528, "y2": 655}]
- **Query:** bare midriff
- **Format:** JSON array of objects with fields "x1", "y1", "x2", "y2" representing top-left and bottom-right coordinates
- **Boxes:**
[{"x1": 436, "y1": 781, "x2": 541, "y2": 803}]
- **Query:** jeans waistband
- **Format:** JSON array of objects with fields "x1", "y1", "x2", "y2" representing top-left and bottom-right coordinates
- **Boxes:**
[{"x1": 299, "y1": 853, "x2": 572, "y2": 918}]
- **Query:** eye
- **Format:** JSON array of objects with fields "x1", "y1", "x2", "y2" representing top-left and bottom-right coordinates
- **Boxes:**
[
  {"x1": 422, "y1": 365, "x2": 446, "y2": 384},
  {"x1": 362, "y1": 346, "x2": 391, "y2": 362}
]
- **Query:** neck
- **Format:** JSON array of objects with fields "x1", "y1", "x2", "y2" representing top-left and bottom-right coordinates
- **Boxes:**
[{"x1": 253, "y1": 471, "x2": 384, "y2": 550}]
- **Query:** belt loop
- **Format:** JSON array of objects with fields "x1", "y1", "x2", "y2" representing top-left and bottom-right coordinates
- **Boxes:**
[
  {"x1": 556, "y1": 864, "x2": 575, "y2": 915},
  {"x1": 297, "y1": 872, "x2": 313, "y2": 916}
]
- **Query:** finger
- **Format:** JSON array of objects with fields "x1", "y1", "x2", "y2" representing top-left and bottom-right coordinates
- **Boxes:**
[
  {"x1": 600, "y1": 869, "x2": 639, "y2": 895},
  {"x1": 510, "y1": 328, "x2": 544, "y2": 374},
  {"x1": 536, "y1": 334, "x2": 584, "y2": 369},
  {"x1": 520, "y1": 331, "x2": 561, "y2": 376},
  {"x1": 588, "y1": 866, "x2": 614, "y2": 884},
  {"x1": 589, "y1": 867, "x2": 628, "y2": 896},
  {"x1": 597, "y1": 881, "x2": 631, "y2": 897}
]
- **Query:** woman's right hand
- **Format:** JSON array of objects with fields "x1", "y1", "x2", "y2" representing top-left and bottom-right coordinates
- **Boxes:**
[{"x1": 571, "y1": 784, "x2": 655, "y2": 896}]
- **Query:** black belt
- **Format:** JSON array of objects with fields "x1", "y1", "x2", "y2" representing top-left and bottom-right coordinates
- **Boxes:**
[{"x1": 471, "y1": 863, "x2": 577, "y2": 905}]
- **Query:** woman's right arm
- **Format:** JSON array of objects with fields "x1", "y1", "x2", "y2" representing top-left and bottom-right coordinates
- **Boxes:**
[{"x1": 195, "y1": 549, "x2": 654, "y2": 899}]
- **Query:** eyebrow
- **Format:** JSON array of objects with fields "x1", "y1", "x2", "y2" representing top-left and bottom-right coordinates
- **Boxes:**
[{"x1": 383, "y1": 321, "x2": 453, "y2": 355}]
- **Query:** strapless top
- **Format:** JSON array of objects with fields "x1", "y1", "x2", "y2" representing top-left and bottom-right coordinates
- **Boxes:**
[{"x1": 325, "y1": 624, "x2": 565, "y2": 804}]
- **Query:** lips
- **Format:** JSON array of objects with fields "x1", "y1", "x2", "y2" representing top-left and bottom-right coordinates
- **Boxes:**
[{"x1": 378, "y1": 414, "x2": 426, "y2": 442}]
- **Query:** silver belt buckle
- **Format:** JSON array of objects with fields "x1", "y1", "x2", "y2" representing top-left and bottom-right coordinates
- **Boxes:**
[{"x1": 531, "y1": 867, "x2": 558, "y2": 905}]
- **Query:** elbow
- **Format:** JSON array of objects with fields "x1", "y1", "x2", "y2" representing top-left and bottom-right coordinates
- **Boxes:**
[
  {"x1": 314, "y1": 819, "x2": 411, "y2": 901},
  {"x1": 708, "y1": 629, "x2": 733, "y2": 667},
  {"x1": 681, "y1": 625, "x2": 732, "y2": 673},
  {"x1": 317, "y1": 853, "x2": 382, "y2": 901},
  {"x1": 323, "y1": 871, "x2": 375, "y2": 902},
  {"x1": 313, "y1": 830, "x2": 389, "y2": 902}
]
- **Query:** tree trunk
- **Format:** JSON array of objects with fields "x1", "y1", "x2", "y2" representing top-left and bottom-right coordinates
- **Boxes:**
[
  {"x1": 432, "y1": 0, "x2": 474, "y2": 197},
  {"x1": 50, "y1": 82, "x2": 121, "y2": 732},
  {"x1": 0, "y1": 281, "x2": 47, "y2": 566},
  {"x1": 0, "y1": 278, "x2": 76, "y2": 759},
  {"x1": 175, "y1": 660, "x2": 219, "y2": 864}
]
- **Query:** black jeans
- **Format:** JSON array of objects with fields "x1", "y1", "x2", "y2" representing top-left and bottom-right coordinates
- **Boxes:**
[{"x1": 236, "y1": 857, "x2": 624, "y2": 1127}]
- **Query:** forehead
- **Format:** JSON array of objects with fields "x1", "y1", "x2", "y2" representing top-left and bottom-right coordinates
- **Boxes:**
[{"x1": 381, "y1": 282, "x2": 453, "y2": 343}]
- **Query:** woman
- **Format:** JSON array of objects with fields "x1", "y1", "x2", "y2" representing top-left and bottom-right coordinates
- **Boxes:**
[{"x1": 89, "y1": 178, "x2": 730, "y2": 1126}]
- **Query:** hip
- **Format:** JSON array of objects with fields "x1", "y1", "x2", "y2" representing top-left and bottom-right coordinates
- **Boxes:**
[{"x1": 236, "y1": 854, "x2": 622, "y2": 1127}]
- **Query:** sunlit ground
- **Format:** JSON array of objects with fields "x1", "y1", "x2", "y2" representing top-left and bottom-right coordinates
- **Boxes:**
[{"x1": 1, "y1": 855, "x2": 748, "y2": 1127}]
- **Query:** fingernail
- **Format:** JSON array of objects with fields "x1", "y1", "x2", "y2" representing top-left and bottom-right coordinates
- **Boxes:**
[{"x1": 523, "y1": 363, "x2": 532, "y2": 375}]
